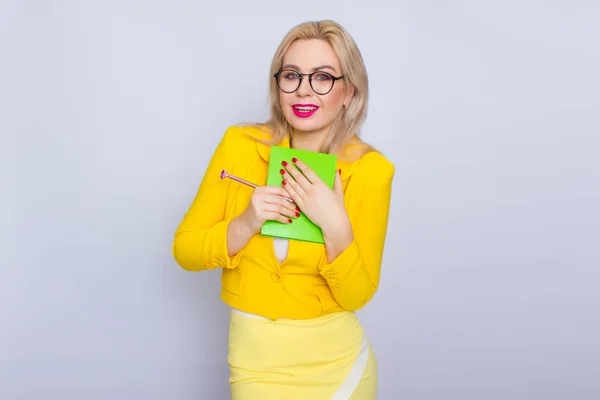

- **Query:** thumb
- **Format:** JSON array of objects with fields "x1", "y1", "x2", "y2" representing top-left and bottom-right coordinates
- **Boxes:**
[{"x1": 333, "y1": 169, "x2": 343, "y2": 196}]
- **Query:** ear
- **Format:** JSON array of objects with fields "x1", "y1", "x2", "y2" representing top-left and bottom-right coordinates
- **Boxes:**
[{"x1": 344, "y1": 85, "x2": 355, "y2": 108}]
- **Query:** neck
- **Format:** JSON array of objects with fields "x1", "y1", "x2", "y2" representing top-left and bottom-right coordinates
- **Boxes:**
[{"x1": 290, "y1": 129, "x2": 329, "y2": 152}]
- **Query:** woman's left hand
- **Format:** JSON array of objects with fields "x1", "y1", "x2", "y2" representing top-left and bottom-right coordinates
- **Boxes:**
[{"x1": 279, "y1": 158, "x2": 349, "y2": 235}]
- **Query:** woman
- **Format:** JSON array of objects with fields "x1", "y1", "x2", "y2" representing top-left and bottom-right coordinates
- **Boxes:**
[{"x1": 172, "y1": 19, "x2": 395, "y2": 399}]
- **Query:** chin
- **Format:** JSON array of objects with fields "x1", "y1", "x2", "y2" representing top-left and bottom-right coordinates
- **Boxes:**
[{"x1": 285, "y1": 115, "x2": 324, "y2": 133}]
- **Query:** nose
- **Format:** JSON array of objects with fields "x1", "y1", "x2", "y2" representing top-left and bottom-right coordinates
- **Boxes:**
[{"x1": 296, "y1": 76, "x2": 312, "y2": 97}]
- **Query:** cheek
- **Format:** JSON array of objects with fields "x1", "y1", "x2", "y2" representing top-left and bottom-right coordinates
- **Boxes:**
[
  {"x1": 279, "y1": 92, "x2": 292, "y2": 107},
  {"x1": 320, "y1": 88, "x2": 345, "y2": 112}
]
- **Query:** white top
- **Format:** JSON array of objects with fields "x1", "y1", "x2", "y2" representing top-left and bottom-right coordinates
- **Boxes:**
[{"x1": 273, "y1": 238, "x2": 289, "y2": 263}]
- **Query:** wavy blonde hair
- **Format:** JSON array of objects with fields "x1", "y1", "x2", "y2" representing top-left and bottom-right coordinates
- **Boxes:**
[{"x1": 250, "y1": 20, "x2": 376, "y2": 161}]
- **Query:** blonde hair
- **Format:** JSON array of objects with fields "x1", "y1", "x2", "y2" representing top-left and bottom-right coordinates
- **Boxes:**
[{"x1": 250, "y1": 20, "x2": 376, "y2": 161}]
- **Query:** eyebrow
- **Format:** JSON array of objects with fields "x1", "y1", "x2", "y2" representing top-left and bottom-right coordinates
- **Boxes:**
[{"x1": 281, "y1": 64, "x2": 338, "y2": 73}]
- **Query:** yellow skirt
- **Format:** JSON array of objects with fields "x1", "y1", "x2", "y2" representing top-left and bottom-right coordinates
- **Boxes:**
[{"x1": 228, "y1": 309, "x2": 377, "y2": 400}]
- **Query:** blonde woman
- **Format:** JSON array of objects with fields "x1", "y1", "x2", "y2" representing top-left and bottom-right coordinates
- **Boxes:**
[{"x1": 172, "y1": 20, "x2": 395, "y2": 400}]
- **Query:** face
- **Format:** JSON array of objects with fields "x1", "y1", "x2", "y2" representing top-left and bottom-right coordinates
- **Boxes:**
[{"x1": 277, "y1": 39, "x2": 353, "y2": 138}]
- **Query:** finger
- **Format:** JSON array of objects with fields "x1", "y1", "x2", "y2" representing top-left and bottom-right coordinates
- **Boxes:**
[
  {"x1": 258, "y1": 185, "x2": 289, "y2": 196},
  {"x1": 264, "y1": 203, "x2": 300, "y2": 220},
  {"x1": 264, "y1": 211, "x2": 293, "y2": 224},
  {"x1": 256, "y1": 185, "x2": 294, "y2": 203},
  {"x1": 282, "y1": 178, "x2": 304, "y2": 206},
  {"x1": 289, "y1": 158, "x2": 322, "y2": 185},
  {"x1": 281, "y1": 161, "x2": 311, "y2": 191},
  {"x1": 262, "y1": 194, "x2": 300, "y2": 215},
  {"x1": 333, "y1": 168, "x2": 343, "y2": 196}
]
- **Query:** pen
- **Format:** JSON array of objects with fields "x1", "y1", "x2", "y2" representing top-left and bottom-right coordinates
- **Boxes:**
[
  {"x1": 220, "y1": 169, "x2": 294, "y2": 203},
  {"x1": 220, "y1": 169, "x2": 258, "y2": 188}
]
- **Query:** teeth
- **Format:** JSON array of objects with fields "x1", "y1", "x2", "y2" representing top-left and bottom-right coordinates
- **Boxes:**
[{"x1": 295, "y1": 106, "x2": 317, "y2": 112}]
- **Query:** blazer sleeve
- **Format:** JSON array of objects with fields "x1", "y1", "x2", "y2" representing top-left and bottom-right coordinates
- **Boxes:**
[
  {"x1": 172, "y1": 128, "x2": 243, "y2": 271},
  {"x1": 318, "y1": 154, "x2": 395, "y2": 310}
]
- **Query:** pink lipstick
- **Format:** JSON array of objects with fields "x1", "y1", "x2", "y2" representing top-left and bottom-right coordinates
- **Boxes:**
[{"x1": 292, "y1": 104, "x2": 319, "y2": 118}]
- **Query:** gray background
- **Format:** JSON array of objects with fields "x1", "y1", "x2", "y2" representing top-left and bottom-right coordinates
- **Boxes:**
[{"x1": 1, "y1": 1, "x2": 599, "y2": 399}]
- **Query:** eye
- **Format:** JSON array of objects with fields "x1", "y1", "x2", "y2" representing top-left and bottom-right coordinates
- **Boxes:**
[
  {"x1": 313, "y1": 72, "x2": 332, "y2": 81},
  {"x1": 281, "y1": 70, "x2": 300, "y2": 80}
]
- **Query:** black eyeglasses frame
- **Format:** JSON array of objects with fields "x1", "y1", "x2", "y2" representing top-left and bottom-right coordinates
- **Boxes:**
[{"x1": 273, "y1": 69, "x2": 345, "y2": 95}]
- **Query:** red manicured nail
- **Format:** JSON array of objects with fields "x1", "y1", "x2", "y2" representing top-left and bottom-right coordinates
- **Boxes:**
[
  {"x1": 295, "y1": 206, "x2": 300, "y2": 212},
  {"x1": 280, "y1": 168, "x2": 285, "y2": 175},
  {"x1": 295, "y1": 212, "x2": 300, "y2": 217},
  {"x1": 282, "y1": 180, "x2": 287, "y2": 186},
  {"x1": 288, "y1": 218, "x2": 292, "y2": 223},
  {"x1": 282, "y1": 161, "x2": 288, "y2": 167},
  {"x1": 292, "y1": 157, "x2": 298, "y2": 163}
]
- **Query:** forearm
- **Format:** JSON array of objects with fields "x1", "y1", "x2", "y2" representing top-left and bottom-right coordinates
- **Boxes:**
[
  {"x1": 226, "y1": 215, "x2": 255, "y2": 257},
  {"x1": 173, "y1": 218, "x2": 241, "y2": 271},
  {"x1": 321, "y1": 215, "x2": 379, "y2": 310},
  {"x1": 319, "y1": 238, "x2": 379, "y2": 310},
  {"x1": 318, "y1": 153, "x2": 394, "y2": 311}
]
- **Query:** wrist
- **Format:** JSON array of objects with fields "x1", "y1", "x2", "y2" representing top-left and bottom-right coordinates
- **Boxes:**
[
  {"x1": 322, "y1": 213, "x2": 353, "y2": 242},
  {"x1": 235, "y1": 214, "x2": 259, "y2": 237},
  {"x1": 322, "y1": 216, "x2": 354, "y2": 264}
]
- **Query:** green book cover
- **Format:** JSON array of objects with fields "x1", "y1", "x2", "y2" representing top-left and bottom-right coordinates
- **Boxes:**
[{"x1": 260, "y1": 146, "x2": 337, "y2": 244}]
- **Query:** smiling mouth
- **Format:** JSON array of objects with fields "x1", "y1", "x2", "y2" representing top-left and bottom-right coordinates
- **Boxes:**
[
  {"x1": 291, "y1": 105, "x2": 319, "y2": 118},
  {"x1": 293, "y1": 105, "x2": 319, "y2": 112}
]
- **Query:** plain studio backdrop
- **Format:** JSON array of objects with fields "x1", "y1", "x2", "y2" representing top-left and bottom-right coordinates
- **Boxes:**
[{"x1": 1, "y1": 1, "x2": 599, "y2": 399}]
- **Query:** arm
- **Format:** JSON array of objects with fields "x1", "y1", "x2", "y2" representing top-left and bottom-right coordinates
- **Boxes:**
[
  {"x1": 319, "y1": 158, "x2": 395, "y2": 310},
  {"x1": 172, "y1": 129, "x2": 246, "y2": 271},
  {"x1": 226, "y1": 216, "x2": 255, "y2": 257}
]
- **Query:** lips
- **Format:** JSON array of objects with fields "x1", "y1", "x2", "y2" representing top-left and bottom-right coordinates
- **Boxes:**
[{"x1": 292, "y1": 104, "x2": 319, "y2": 118}]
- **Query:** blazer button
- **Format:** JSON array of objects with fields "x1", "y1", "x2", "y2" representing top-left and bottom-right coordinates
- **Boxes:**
[{"x1": 271, "y1": 271, "x2": 282, "y2": 282}]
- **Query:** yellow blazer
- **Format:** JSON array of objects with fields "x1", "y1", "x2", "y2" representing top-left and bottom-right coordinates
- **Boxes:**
[{"x1": 172, "y1": 125, "x2": 395, "y2": 320}]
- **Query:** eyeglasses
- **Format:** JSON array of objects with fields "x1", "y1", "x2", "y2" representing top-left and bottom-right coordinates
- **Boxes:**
[{"x1": 274, "y1": 69, "x2": 344, "y2": 95}]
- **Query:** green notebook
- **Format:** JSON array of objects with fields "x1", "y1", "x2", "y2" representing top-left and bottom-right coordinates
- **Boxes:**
[{"x1": 260, "y1": 146, "x2": 337, "y2": 244}]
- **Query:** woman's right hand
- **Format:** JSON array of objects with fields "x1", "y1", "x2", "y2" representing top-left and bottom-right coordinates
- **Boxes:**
[{"x1": 239, "y1": 186, "x2": 300, "y2": 234}]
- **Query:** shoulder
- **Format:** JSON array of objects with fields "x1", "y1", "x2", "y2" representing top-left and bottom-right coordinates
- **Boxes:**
[
  {"x1": 213, "y1": 124, "x2": 272, "y2": 157},
  {"x1": 340, "y1": 135, "x2": 395, "y2": 181},
  {"x1": 357, "y1": 150, "x2": 395, "y2": 174},
  {"x1": 220, "y1": 123, "x2": 273, "y2": 145},
  {"x1": 353, "y1": 149, "x2": 395, "y2": 185}
]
